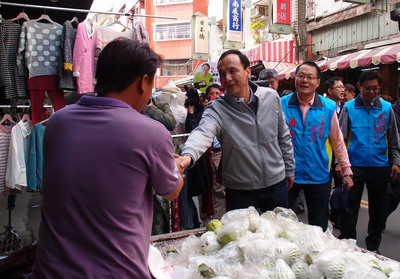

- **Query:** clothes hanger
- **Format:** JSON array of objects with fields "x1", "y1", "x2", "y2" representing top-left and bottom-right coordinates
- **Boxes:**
[
  {"x1": 107, "y1": 19, "x2": 130, "y2": 30},
  {"x1": 70, "y1": 16, "x2": 79, "y2": 25},
  {"x1": 0, "y1": 114, "x2": 16, "y2": 126},
  {"x1": 11, "y1": 6, "x2": 30, "y2": 22},
  {"x1": 39, "y1": 118, "x2": 49, "y2": 125},
  {"x1": 36, "y1": 8, "x2": 54, "y2": 24},
  {"x1": 11, "y1": 12, "x2": 30, "y2": 22},
  {"x1": 70, "y1": 11, "x2": 79, "y2": 27},
  {"x1": 21, "y1": 114, "x2": 31, "y2": 124}
]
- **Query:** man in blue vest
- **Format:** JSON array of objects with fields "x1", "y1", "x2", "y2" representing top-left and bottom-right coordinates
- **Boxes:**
[
  {"x1": 281, "y1": 61, "x2": 353, "y2": 231},
  {"x1": 338, "y1": 70, "x2": 400, "y2": 253}
]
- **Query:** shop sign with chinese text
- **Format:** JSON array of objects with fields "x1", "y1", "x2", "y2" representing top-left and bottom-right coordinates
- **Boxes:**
[{"x1": 192, "y1": 13, "x2": 209, "y2": 61}]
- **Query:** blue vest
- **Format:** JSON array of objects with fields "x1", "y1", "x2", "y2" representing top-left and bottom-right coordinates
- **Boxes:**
[
  {"x1": 281, "y1": 93, "x2": 336, "y2": 184},
  {"x1": 346, "y1": 96, "x2": 391, "y2": 167}
]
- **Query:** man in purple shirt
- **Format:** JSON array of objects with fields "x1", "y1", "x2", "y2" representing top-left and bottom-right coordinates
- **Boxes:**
[{"x1": 28, "y1": 38, "x2": 184, "y2": 279}]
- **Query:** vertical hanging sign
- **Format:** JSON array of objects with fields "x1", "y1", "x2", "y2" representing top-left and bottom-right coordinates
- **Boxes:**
[
  {"x1": 195, "y1": 15, "x2": 208, "y2": 53},
  {"x1": 270, "y1": 0, "x2": 293, "y2": 34},
  {"x1": 227, "y1": 0, "x2": 242, "y2": 42},
  {"x1": 274, "y1": 0, "x2": 291, "y2": 25},
  {"x1": 192, "y1": 12, "x2": 209, "y2": 61},
  {"x1": 223, "y1": 0, "x2": 244, "y2": 50}
]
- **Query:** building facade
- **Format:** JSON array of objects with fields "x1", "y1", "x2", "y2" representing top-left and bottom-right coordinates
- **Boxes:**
[
  {"x1": 145, "y1": 0, "x2": 208, "y2": 88},
  {"x1": 279, "y1": 0, "x2": 400, "y2": 98}
]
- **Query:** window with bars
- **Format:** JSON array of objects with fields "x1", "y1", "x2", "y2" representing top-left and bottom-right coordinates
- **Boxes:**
[
  {"x1": 154, "y1": 0, "x2": 193, "y2": 5},
  {"x1": 154, "y1": 22, "x2": 191, "y2": 41},
  {"x1": 161, "y1": 59, "x2": 192, "y2": 76}
]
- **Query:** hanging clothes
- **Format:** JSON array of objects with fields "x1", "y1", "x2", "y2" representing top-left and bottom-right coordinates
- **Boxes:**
[
  {"x1": 27, "y1": 75, "x2": 66, "y2": 125},
  {"x1": 17, "y1": 20, "x2": 66, "y2": 124},
  {"x1": 0, "y1": 124, "x2": 13, "y2": 198},
  {"x1": 134, "y1": 21, "x2": 150, "y2": 44},
  {"x1": 96, "y1": 26, "x2": 137, "y2": 58},
  {"x1": 72, "y1": 20, "x2": 98, "y2": 94},
  {"x1": 27, "y1": 123, "x2": 45, "y2": 191},
  {"x1": 17, "y1": 20, "x2": 63, "y2": 79},
  {"x1": 0, "y1": 20, "x2": 28, "y2": 99},
  {"x1": 5, "y1": 119, "x2": 33, "y2": 191},
  {"x1": 58, "y1": 20, "x2": 77, "y2": 91}
]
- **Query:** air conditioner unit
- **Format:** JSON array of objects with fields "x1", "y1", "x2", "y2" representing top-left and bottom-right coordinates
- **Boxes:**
[{"x1": 250, "y1": 6, "x2": 268, "y2": 18}]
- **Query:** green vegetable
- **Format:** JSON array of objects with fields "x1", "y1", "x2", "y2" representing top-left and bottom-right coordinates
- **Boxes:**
[
  {"x1": 291, "y1": 260, "x2": 308, "y2": 278},
  {"x1": 198, "y1": 263, "x2": 216, "y2": 278},
  {"x1": 206, "y1": 219, "x2": 223, "y2": 234},
  {"x1": 218, "y1": 231, "x2": 240, "y2": 246}
]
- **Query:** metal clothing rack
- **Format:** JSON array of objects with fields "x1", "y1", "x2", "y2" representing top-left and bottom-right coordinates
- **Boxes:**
[
  {"x1": 0, "y1": 1, "x2": 177, "y2": 20},
  {"x1": 0, "y1": 105, "x2": 53, "y2": 108},
  {"x1": 172, "y1": 133, "x2": 190, "y2": 138}
]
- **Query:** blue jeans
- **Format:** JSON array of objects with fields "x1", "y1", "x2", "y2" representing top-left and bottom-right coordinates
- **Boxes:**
[
  {"x1": 288, "y1": 181, "x2": 331, "y2": 231},
  {"x1": 225, "y1": 179, "x2": 288, "y2": 213},
  {"x1": 178, "y1": 169, "x2": 199, "y2": 229}
]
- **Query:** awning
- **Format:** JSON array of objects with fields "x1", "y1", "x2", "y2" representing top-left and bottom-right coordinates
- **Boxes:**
[
  {"x1": 278, "y1": 43, "x2": 400, "y2": 80},
  {"x1": 242, "y1": 40, "x2": 297, "y2": 67},
  {"x1": 263, "y1": 61, "x2": 298, "y2": 73}
]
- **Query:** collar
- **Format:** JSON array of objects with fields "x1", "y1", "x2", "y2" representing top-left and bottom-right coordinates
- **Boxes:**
[
  {"x1": 77, "y1": 95, "x2": 133, "y2": 109},
  {"x1": 355, "y1": 94, "x2": 382, "y2": 108},
  {"x1": 17, "y1": 120, "x2": 32, "y2": 139},
  {"x1": 248, "y1": 86, "x2": 258, "y2": 105},
  {"x1": 288, "y1": 91, "x2": 323, "y2": 108},
  {"x1": 226, "y1": 81, "x2": 256, "y2": 104},
  {"x1": 298, "y1": 93, "x2": 315, "y2": 107},
  {"x1": 84, "y1": 19, "x2": 96, "y2": 38}
]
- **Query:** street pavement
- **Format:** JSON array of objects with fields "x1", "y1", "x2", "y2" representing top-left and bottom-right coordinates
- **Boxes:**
[{"x1": 1, "y1": 188, "x2": 400, "y2": 261}]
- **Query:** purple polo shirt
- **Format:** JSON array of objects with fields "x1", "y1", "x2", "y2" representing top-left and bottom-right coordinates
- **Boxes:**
[{"x1": 29, "y1": 96, "x2": 180, "y2": 279}]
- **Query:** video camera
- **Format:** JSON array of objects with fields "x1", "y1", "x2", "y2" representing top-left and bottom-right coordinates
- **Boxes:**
[
  {"x1": 184, "y1": 80, "x2": 207, "y2": 110},
  {"x1": 253, "y1": 80, "x2": 270, "y2": 88}
]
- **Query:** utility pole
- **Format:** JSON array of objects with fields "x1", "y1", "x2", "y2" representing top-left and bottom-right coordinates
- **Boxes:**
[{"x1": 296, "y1": 0, "x2": 308, "y2": 61}]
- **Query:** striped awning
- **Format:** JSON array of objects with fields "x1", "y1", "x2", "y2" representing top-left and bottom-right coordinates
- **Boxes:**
[
  {"x1": 262, "y1": 61, "x2": 298, "y2": 73},
  {"x1": 242, "y1": 40, "x2": 297, "y2": 67},
  {"x1": 278, "y1": 43, "x2": 400, "y2": 80}
]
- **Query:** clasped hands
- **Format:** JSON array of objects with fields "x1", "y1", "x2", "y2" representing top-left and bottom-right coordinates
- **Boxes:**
[{"x1": 173, "y1": 154, "x2": 192, "y2": 178}]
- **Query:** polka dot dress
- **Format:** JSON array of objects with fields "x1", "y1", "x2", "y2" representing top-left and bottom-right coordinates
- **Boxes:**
[{"x1": 17, "y1": 20, "x2": 63, "y2": 79}]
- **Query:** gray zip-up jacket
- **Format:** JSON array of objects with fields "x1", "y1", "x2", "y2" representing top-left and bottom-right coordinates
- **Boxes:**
[{"x1": 181, "y1": 81, "x2": 295, "y2": 190}]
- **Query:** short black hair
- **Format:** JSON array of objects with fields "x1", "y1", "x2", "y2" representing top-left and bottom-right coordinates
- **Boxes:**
[
  {"x1": 259, "y1": 69, "x2": 278, "y2": 80},
  {"x1": 358, "y1": 70, "x2": 381, "y2": 86},
  {"x1": 202, "y1": 63, "x2": 210, "y2": 69},
  {"x1": 206, "y1": 83, "x2": 222, "y2": 95},
  {"x1": 218, "y1": 49, "x2": 250, "y2": 70},
  {"x1": 295, "y1": 61, "x2": 321, "y2": 79},
  {"x1": 324, "y1": 76, "x2": 344, "y2": 92},
  {"x1": 95, "y1": 38, "x2": 163, "y2": 96},
  {"x1": 344, "y1": 84, "x2": 356, "y2": 93}
]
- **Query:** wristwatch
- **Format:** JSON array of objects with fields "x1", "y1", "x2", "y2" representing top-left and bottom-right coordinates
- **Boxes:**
[{"x1": 343, "y1": 174, "x2": 353, "y2": 179}]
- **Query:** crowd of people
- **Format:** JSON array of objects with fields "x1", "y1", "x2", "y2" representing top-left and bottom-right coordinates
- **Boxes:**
[{"x1": 26, "y1": 38, "x2": 400, "y2": 278}]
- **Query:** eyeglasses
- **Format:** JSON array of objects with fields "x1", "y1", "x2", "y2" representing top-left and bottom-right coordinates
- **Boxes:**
[
  {"x1": 362, "y1": 86, "x2": 381, "y2": 92},
  {"x1": 296, "y1": 74, "x2": 318, "y2": 81},
  {"x1": 331, "y1": 86, "x2": 345, "y2": 90}
]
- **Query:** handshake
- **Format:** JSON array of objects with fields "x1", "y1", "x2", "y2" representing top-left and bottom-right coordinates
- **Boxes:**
[{"x1": 173, "y1": 154, "x2": 192, "y2": 177}]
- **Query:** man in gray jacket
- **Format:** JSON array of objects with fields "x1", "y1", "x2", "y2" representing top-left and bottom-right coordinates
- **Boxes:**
[{"x1": 178, "y1": 50, "x2": 295, "y2": 213}]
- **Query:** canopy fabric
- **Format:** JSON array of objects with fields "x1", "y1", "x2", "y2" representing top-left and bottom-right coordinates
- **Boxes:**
[
  {"x1": 262, "y1": 61, "x2": 298, "y2": 73},
  {"x1": 278, "y1": 43, "x2": 400, "y2": 80},
  {"x1": 242, "y1": 40, "x2": 296, "y2": 67}
]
